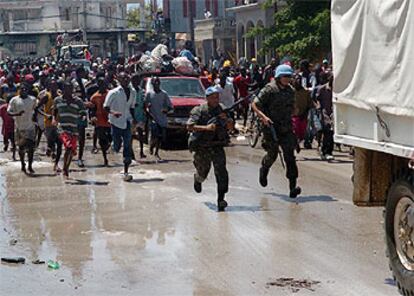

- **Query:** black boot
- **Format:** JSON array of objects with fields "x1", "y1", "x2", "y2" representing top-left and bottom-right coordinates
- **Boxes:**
[
  {"x1": 194, "y1": 174, "x2": 202, "y2": 193},
  {"x1": 217, "y1": 192, "x2": 228, "y2": 212},
  {"x1": 259, "y1": 166, "x2": 269, "y2": 187},
  {"x1": 289, "y1": 179, "x2": 301, "y2": 198}
]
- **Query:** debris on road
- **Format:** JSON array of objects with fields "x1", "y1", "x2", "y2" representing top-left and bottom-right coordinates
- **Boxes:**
[
  {"x1": 266, "y1": 277, "x2": 321, "y2": 293},
  {"x1": 9, "y1": 239, "x2": 18, "y2": 246},
  {"x1": 32, "y1": 259, "x2": 45, "y2": 265},
  {"x1": 47, "y1": 260, "x2": 60, "y2": 270},
  {"x1": 1, "y1": 257, "x2": 25, "y2": 264}
]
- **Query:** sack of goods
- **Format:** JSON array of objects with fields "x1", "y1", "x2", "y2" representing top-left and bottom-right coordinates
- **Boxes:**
[
  {"x1": 138, "y1": 54, "x2": 158, "y2": 72},
  {"x1": 172, "y1": 57, "x2": 194, "y2": 75}
]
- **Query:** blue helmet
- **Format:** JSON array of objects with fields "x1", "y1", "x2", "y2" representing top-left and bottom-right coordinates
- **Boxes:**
[
  {"x1": 205, "y1": 86, "x2": 222, "y2": 97},
  {"x1": 274, "y1": 64, "x2": 294, "y2": 78}
]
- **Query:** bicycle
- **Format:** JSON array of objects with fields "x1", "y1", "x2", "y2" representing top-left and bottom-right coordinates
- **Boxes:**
[{"x1": 246, "y1": 107, "x2": 262, "y2": 148}]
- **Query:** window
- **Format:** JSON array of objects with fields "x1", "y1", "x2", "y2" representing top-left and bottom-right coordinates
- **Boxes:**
[
  {"x1": 12, "y1": 10, "x2": 28, "y2": 21},
  {"x1": 163, "y1": 0, "x2": 170, "y2": 18},
  {"x1": 183, "y1": 0, "x2": 188, "y2": 17},
  {"x1": 151, "y1": 78, "x2": 205, "y2": 98},
  {"x1": 205, "y1": 0, "x2": 211, "y2": 11},
  {"x1": 72, "y1": 7, "x2": 79, "y2": 27},
  {"x1": 27, "y1": 9, "x2": 41, "y2": 19},
  {"x1": 213, "y1": 0, "x2": 218, "y2": 17},
  {"x1": 190, "y1": 0, "x2": 196, "y2": 17},
  {"x1": 14, "y1": 42, "x2": 37, "y2": 55},
  {"x1": 59, "y1": 7, "x2": 71, "y2": 21}
]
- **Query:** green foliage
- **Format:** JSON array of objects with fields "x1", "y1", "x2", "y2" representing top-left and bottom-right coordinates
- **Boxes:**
[
  {"x1": 247, "y1": 0, "x2": 331, "y2": 63},
  {"x1": 127, "y1": 5, "x2": 153, "y2": 29},
  {"x1": 127, "y1": 8, "x2": 141, "y2": 28}
]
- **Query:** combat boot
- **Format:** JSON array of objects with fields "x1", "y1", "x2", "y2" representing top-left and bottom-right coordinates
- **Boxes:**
[
  {"x1": 289, "y1": 178, "x2": 301, "y2": 198},
  {"x1": 194, "y1": 174, "x2": 202, "y2": 193},
  {"x1": 259, "y1": 166, "x2": 269, "y2": 187},
  {"x1": 217, "y1": 192, "x2": 228, "y2": 212}
]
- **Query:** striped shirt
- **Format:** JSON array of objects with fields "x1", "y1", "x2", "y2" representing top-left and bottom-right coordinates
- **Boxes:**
[{"x1": 54, "y1": 96, "x2": 86, "y2": 135}]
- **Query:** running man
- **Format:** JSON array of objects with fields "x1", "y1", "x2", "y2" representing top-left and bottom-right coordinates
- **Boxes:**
[
  {"x1": 90, "y1": 77, "x2": 111, "y2": 166},
  {"x1": 7, "y1": 83, "x2": 37, "y2": 174},
  {"x1": 104, "y1": 72, "x2": 136, "y2": 181},
  {"x1": 52, "y1": 80, "x2": 87, "y2": 179}
]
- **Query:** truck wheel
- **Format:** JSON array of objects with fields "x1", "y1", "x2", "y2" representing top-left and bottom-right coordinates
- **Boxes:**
[{"x1": 385, "y1": 173, "x2": 414, "y2": 295}]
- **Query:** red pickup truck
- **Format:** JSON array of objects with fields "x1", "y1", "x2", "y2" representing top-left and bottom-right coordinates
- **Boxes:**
[{"x1": 143, "y1": 74, "x2": 206, "y2": 139}]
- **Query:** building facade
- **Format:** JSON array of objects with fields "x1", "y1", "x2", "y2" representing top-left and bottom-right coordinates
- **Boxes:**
[
  {"x1": 227, "y1": 0, "x2": 279, "y2": 64},
  {"x1": 0, "y1": 0, "x2": 145, "y2": 58},
  {"x1": 163, "y1": 0, "x2": 237, "y2": 64}
]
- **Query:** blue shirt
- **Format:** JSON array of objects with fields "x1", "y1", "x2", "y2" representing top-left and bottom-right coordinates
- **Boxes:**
[{"x1": 179, "y1": 49, "x2": 195, "y2": 63}]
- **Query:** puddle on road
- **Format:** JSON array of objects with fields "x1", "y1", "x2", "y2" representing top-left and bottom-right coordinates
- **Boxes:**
[{"x1": 0, "y1": 165, "x2": 181, "y2": 287}]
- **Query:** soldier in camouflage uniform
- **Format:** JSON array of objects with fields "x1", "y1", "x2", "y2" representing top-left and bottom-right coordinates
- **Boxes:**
[
  {"x1": 187, "y1": 86, "x2": 234, "y2": 211},
  {"x1": 252, "y1": 64, "x2": 302, "y2": 198}
]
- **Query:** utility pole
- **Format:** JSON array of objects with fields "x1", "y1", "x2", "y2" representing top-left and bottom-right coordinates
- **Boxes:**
[
  {"x1": 82, "y1": 0, "x2": 87, "y2": 43},
  {"x1": 188, "y1": 0, "x2": 195, "y2": 45}
]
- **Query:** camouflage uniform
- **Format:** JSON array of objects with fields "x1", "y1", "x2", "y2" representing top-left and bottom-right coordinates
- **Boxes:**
[
  {"x1": 187, "y1": 103, "x2": 229, "y2": 195},
  {"x1": 253, "y1": 80, "x2": 298, "y2": 181}
]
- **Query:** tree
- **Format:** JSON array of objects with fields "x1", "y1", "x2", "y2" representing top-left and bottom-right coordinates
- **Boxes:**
[
  {"x1": 127, "y1": 5, "x2": 153, "y2": 29},
  {"x1": 127, "y1": 8, "x2": 141, "y2": 28},
  {"x1": 247, "y1": 0, "x2": 331, "y2": 63}
]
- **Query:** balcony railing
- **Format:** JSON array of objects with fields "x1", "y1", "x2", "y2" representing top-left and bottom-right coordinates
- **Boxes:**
[
  {"x1": 234, "y1": 0, "x2": 259, "y2": 6},
  {"x1": 194, "y1": 17, "x2": 236, "y2": 28}
]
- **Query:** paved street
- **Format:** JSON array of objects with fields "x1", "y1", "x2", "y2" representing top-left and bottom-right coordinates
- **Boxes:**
[{"x1": 0, "y1": 137, "x2": 398, "y2": 296}]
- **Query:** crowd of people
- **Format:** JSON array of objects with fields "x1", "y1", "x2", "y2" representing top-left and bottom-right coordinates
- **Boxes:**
[
  {"x1": 0, "y1": 39, "x2": 335, "y2": 211},
  {"x1": 203, "y1": 56, "x2": 334, "y2": 160}
]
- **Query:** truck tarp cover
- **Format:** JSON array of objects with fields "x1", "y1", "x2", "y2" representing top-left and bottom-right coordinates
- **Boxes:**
[{"x1": 332, "y1": 0, "x2": 414, "y2": 118}]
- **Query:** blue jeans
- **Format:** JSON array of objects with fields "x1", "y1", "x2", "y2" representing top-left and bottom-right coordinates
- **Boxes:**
[{"x1": 111, "y1": 122, "x2": 132, "y2": 165}]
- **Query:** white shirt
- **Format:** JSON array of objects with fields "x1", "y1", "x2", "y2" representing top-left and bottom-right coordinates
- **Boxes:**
[
  {"x1": 151, "y1": 44, "x2": 169, "y2": 61},
  {"x1": 218, "y1": 77, "x2": 235, "y2": 108},
  {"x1": 104, "y1": 86, "x2": 136, "y2": 129},
  {"x1": 7, "y1": 95, "x2": 36, "y2": 131}
]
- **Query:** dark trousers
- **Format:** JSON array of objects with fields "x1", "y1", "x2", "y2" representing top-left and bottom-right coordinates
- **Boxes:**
[
  {"x1": 111, "y1": 123, "x2": 132, "y2": 165},
  {"x1": 261, "y1": 130, "x2": 298, "y2": 181},
  {"x1": 321, "y1": 127, "x2": 334, "y2": 156},
  {"x1": 193, "y1": 146, "x2": 229, "y2": 194}
]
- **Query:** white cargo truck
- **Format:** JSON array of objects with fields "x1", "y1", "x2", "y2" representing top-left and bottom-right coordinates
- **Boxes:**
[{"x1": 332, "y1": 1, "x2": 414, "y2": 294}]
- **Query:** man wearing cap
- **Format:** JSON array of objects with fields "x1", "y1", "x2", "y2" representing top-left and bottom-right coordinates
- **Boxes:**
[
  {"x1": 252, "y1": 64, "x2": 302, "y2": 198},
  {"x1": 187, "y1": 86, "x2": 234, "y2": 212}
]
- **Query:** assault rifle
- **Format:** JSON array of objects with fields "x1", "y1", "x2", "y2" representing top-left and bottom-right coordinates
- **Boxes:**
[
  {"x1": 269, "y1": 124, "x2": 286, "y2": 169},
  {"x1": 188, "y1": 98, "x2": 245, "y2": 151}
]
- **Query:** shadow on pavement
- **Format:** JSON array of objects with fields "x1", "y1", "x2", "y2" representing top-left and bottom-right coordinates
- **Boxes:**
[
  {"x1": 65, "y1": 179, "x2": 110, "y2": 186},
  {"x1": 384, "y1": 278, "x2": 396, "y2": 287},
  {"x1": 298, "y1": 157, "x2": 353, "y2": 164},
  {"x1": 204, "y1": 202, "x2": 271, "y2": 212},
  {"x1": 137, "y1": 159, "x2": 191, "y2": 165},
  {"x1": 129, "y1": 177, "x2": 164, "y2": 184},
  {"x1": 84, "y1": 163, "x2": 123, "y2": 169},
  {"x1": 69, "y1": 168, "x2": 88, "y2": 173},
  {"x1": 28, "y1": 173, "x2": 57, "y2": 178},
  {"x1": 266, "y1": 193, "x2": 338, "y2": 203}
]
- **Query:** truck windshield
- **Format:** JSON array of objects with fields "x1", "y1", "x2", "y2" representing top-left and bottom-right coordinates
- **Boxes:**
[{"x1": 159, "y1": 78, "x2": 205, "y2": 98}]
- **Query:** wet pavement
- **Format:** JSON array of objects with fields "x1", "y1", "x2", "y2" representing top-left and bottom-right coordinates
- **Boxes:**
[{"x1": 0, "y1": 138, "x2": 398, "y2": 295}]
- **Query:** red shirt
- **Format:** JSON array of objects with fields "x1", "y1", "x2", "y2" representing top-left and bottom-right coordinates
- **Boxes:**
[
  {"x1": 0, "y1": 103, "x2": 14, "y2": 136},
  {"x1": 233, "y1": 75, "x2": 250, "y2": 98},
  {"x1": 90, "y1": 91, "x2": 110, "y2": 127}
]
